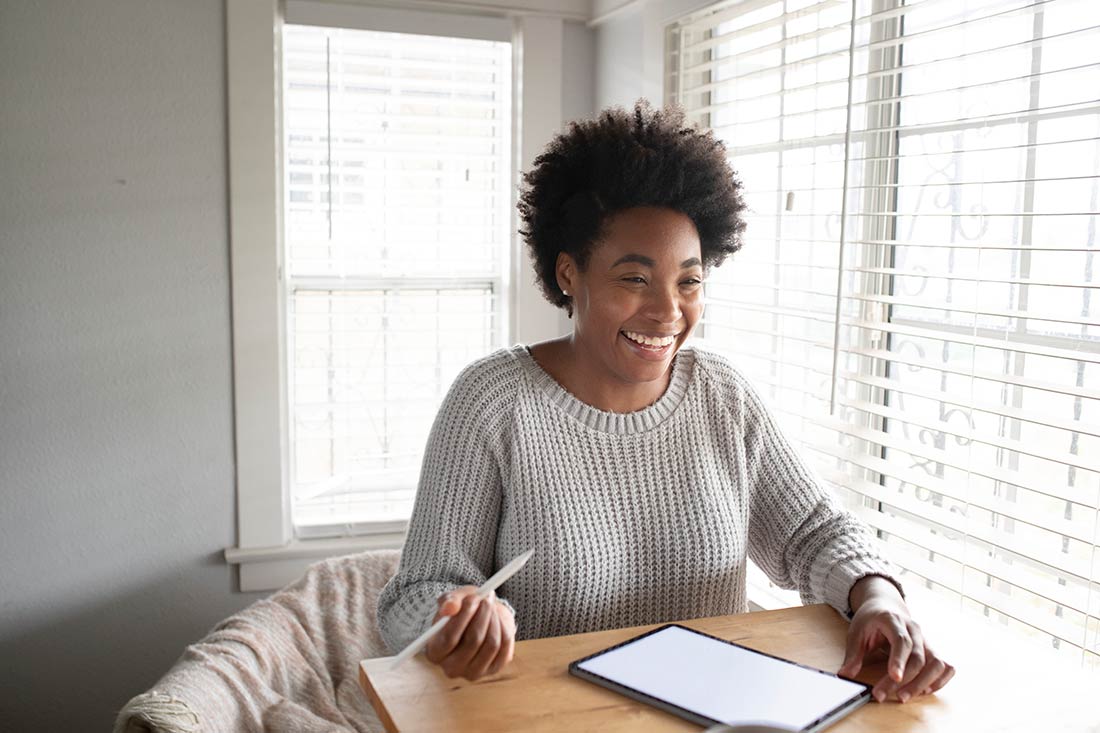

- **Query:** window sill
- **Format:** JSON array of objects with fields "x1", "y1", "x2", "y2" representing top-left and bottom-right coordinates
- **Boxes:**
[{"x1": 225, "y1": 529, "x2": 406, "y2": 592}]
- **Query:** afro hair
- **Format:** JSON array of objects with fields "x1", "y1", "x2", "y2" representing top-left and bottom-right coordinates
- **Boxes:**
[{"x1": 517, "y1": 99, "x2": 747, "y2": 315}]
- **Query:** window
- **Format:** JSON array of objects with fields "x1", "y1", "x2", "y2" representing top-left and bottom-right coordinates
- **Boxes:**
[
  {"x1": 225, "y1": 0, "x2": 569, "y2": 591},
  {"x1": 669, "y1": 0, "x2": 1100, "y2": 668},
  {"x1": 282, "y1": 25, "x2": 512, "y2": 538}
]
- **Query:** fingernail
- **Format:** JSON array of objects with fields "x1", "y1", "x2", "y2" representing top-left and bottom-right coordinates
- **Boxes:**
[
  {"x1": 899, "y1": 691, "x2": 910, "y2": 703},
  {"x1": 874, "y1": 690, "x2": 885, "y2": 702}
]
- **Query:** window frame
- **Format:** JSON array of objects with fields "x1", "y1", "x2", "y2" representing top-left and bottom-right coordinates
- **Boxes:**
[{"x1": 224, "y1": 0, "x2": 573, "y2": 592}]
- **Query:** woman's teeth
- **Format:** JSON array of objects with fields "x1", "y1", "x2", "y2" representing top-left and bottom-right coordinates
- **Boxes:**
[{"x1": 623, "y1": 331, "x2": 676, "y2": 348}]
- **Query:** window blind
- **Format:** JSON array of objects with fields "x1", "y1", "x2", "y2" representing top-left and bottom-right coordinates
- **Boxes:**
[
  {"x1": 283, "y1": 24, "x2": 512, "y2": 538},
  {"x1": 669, "y1": 0, "x2": 1100, "y2": 668}
]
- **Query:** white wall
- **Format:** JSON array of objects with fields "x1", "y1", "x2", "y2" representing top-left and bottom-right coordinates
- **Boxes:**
[
  {"x1": 0, "y1": 0, "x2": 594, "y2": 729},
  {"x1": 596, "y1": 5, "x2": 647, "y2": 109},
  {"x1": 593, "y1": 0, "x2": 712, "y2": 110}
]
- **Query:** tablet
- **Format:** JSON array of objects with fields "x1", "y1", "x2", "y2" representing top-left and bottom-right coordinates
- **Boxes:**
[{"x1": 568, "y1": 624, "x2": 871, "y2": 732}]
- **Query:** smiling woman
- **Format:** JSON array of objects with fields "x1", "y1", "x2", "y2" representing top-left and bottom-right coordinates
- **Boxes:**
[
  {"x1": 377, "y1": 100, "x2": 954, "y2": 703},
  {"x1": 513, "y1": 100, "x2": 743, "y2": 412},
  {"x1": 537, "y1": 207, "x2": 707, "y2": 413}
]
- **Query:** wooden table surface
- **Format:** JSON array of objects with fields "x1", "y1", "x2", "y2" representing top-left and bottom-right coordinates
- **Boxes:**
[{"x1": 360, "y1": 604, "x2": 1100, "y2": 732}]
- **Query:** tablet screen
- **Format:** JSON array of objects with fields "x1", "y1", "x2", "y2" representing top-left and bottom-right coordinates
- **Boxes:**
[{"x1": 570, "y1": 624, "x2": 869, "y2": 731}]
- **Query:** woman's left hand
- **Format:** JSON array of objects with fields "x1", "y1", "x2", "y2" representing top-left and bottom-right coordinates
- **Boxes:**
[{"x1": 837, "y1": 578, "x2": 955, "y2": 703}]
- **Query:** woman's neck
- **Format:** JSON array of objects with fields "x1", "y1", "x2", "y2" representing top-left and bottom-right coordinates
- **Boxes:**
[{"x1": 528, "y1": 337, "x2": 672, "y2": 413}]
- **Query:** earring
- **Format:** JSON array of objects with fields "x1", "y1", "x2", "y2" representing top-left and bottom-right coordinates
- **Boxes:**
[{"x1": 562, "y1": 290, "x2": 569, "y2": 297}]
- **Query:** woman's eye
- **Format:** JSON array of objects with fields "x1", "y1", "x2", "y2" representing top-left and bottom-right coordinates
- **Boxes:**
[
  {"x1": 623, "y1": 277, "x2": 646, "y2": 284},
  {"x1": 682, "y1": 279, "x2": 703, "y2": 286}
]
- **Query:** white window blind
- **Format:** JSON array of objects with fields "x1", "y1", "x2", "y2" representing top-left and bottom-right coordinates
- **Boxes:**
[
  {"x1": 669, "y1": 0, "x2": 1100, "y2": 668},
  {"x1": 283, "y1": 25, "x2": 512, "y2": 538}
]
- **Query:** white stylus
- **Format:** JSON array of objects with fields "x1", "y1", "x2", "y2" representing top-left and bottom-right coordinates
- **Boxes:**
[{"x1": 388, "y1": 548, "x2": 535, "y2": 671}]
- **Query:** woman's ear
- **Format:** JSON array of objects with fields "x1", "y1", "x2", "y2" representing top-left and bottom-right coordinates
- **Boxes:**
[{"x1": 555, "y1": 252, "x2": 577, "y2": 297}]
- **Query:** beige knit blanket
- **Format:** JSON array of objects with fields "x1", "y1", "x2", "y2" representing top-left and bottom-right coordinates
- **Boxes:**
[{"x1": 114, "y1": 549, "x2": 401, "y2": 733}]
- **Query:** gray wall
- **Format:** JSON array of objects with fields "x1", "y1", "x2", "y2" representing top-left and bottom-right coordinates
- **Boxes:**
[
  {"x1": 0, "y1": 1, "x2": 594, "y2": 730},
  {"x1": 0, "y1": 0, "x2": 267, "y2": 729},
  {"x1": 563, "y1": 19, "x2": 597, "y2": 126}
]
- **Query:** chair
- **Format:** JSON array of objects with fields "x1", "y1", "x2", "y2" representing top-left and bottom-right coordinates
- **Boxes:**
[{"x1": 114, "y1": 549, "x2": 401, "y2": 733}]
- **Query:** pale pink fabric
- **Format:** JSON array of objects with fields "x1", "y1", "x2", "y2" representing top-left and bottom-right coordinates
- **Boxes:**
[{"x1": 114, "y1": 550, "x2": 401, "y2": 733}]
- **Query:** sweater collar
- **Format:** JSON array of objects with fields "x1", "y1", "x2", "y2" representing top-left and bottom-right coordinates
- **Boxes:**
[{"x1": 513, "y1": 344, "x2": 695, "y2": 434}]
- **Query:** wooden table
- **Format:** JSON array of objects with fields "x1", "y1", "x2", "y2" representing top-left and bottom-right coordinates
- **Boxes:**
[{"x1": 360, "y1": 604, "x2": 1100, "y2": 732}]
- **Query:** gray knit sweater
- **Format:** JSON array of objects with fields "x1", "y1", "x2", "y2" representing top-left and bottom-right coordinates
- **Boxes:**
[{"x1": 377, "y1": 344, "x2": 901, "y2": 654}]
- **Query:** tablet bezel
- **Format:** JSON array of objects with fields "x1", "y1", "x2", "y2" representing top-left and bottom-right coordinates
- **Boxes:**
[{"x1": 567, "y1": 623, "x2": 872, "y2": 732}]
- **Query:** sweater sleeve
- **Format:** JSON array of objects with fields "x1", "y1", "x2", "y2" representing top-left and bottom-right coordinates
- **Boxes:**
[
  {"x1": 723, "y1": 362, "x2": 904, "y2": 618},
  {"x1": 375, "y1": 356, "x2": 517, "y2": 654}
]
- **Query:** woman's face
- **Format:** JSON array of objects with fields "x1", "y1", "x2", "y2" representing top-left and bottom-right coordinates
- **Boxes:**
[{"x1": 557, "y1": 206, "x2": 705, "y2": 389}]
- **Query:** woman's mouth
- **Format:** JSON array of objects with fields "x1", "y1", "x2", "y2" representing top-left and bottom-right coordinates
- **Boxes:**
[{"x1": 620, "y1": 330, "x2": 678, "y2": 359}]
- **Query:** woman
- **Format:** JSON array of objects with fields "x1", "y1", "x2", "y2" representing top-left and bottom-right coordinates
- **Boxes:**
[{"x1": 377, "y1": 100, "x2": 954, "y2": 704}]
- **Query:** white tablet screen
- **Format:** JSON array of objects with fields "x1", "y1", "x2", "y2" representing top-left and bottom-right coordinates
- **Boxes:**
[{"x1": 573, "y1": 625, "x2": 867, "y2": 730}]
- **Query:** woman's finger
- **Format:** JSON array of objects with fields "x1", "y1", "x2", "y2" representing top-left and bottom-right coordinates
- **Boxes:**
[
  {"x1": 486, "y1": 636, "x2": 510, "y2": 675},
  {"x1": 838, "y1": 625, "x2": 868, "y2": 678},
  {"x1": 926, "y1": 661, "x2": 956, "y2": 694},
  {"x1": 430, "y1": 595, "x2": 460, "y2": 629},
  {"x1": 896, "y1": 652, "x2": 944, "y2": 702},
  {"x1": 441, "y1": 596, "x2": 494, "y2": 678},
  {"x1": 432, "y1": 586, "x2": 479, "y2": 621},
  {"x1": 467, "y1": 607, "x2": 503, "y2": 679},
  {"x1": 871, "y1": 671, "x2": 894, "y2": 703},
  {"x1": 427, "y1": 593, "x2": 481, "y2": 663},
  {"x1": 895, "y1": 623, "x2": 926, "y2": 690},
  {"x1": 487, "y1": 606, "x2": 516, "y2": 676},
  {"x1": 883, "y1": 619, "x2": 914, "y2": 683},
  {"x1": 868, "y1": 618, "x2": 912, "y2": 701}
]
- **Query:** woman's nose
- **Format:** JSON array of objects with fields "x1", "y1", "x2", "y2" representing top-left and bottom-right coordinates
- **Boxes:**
[{"x1": 645, "y1": 284, "x2": 683, "y2": 323}]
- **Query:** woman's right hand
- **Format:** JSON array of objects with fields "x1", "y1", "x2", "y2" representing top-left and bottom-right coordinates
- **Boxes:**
[{"x1": 425, "y1": 586, "x2": 516, "y2": 680}]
